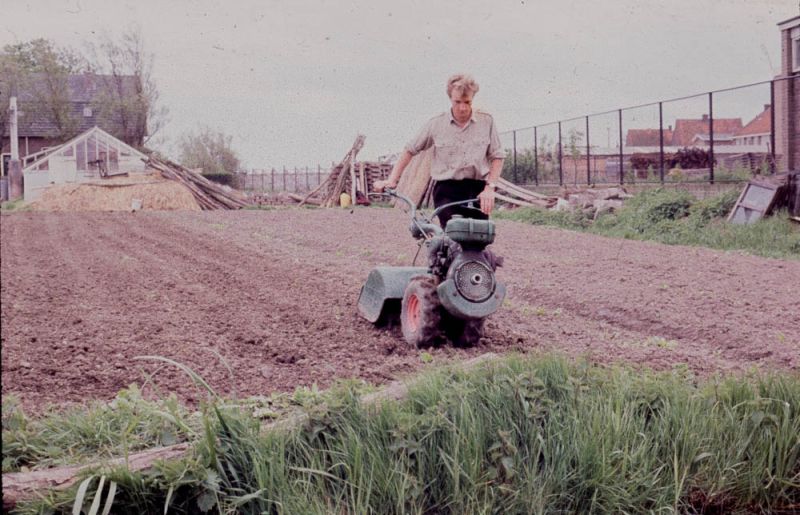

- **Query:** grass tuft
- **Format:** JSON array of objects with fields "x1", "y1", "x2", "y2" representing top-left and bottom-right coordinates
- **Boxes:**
[{"x1": 6, "y1": 354, "x2": 799, "y2": 514}]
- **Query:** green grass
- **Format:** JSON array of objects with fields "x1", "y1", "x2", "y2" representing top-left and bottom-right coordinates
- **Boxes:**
[
  {"x1": 496, "y1": 188, "x2": 800, "y2": 259},
  {"x1": 0, "y1": 199, "x2": 31, "y2": 211},
  {"x1": 7, "y1": 354, "x2": 799, "y2": 514},
  {"x1": 1, "y1": 386, "x2": 198, "y2": 473}
]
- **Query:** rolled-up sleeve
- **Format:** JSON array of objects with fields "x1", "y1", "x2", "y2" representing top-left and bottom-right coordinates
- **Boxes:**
[
  {"x1": 487, "y1": 119, "x2": 505, "y2": 160},
  {"x1": 404, "y1": 119, "x2": 434, "y2": 156}
]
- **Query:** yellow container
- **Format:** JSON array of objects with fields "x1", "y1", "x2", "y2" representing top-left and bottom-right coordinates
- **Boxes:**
[{"x1": 340, "y1": 193, "x2": 352, "y2": 208}]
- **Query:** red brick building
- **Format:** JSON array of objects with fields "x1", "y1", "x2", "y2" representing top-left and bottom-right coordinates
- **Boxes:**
[
  {"x1": 775, "y1": 15, "x2": 799, "y2": 171},
  {"x1": 733, "y1": 105, "x2": 772, "y2": 147}
]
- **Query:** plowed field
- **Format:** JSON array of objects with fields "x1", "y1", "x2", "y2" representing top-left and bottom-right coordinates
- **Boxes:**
[{"x1": 2, "y1": 209, "x2": 798, "y2": 412}]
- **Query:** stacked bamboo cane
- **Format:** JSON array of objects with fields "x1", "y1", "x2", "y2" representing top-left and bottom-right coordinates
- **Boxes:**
[{"x1": 145, "y1": 157, "x2": 251, "y2": 210}]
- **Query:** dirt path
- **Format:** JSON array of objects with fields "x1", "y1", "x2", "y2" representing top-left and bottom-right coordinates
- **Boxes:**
[{"x1": 2, "y1": 209, "x2": 798, "y2": 412}]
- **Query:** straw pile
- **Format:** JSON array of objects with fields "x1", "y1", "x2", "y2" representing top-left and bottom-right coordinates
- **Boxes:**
[{"x1": 29, "y1": 173, "x2": 201, "y2": 212}]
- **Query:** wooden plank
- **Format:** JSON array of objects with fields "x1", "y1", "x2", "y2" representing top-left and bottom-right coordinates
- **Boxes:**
[
  {"x1": 494, "y1": 192, "x2": 553, "y2": 208},
  {"x1": 496, "y1": 178, "x2": 555, "y2": 200},
  {"x1": 394, "y1": 149, "x2": 432, "y2": 210},
  {"x1": 727, "y1": 183, "x2": 750, "y2": 223},
  {"x1": 3, "y1": 444, "x2": 190, "y2": 511}
]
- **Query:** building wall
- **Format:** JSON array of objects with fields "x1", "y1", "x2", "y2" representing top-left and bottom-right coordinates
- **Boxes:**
[
  {"x1": 1, "y1": 137, "x2": 60, "y2": 159},
  {"x1": 775, "y1": 19, "x2": 799, "y2": 172}
]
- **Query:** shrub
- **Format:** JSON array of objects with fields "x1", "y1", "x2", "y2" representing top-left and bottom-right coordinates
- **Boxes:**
[
  {"x1": 668, "y1": 147, "x2": 712, "y2": 169},
  {"x1": 201, "y1": 172, "x2": 234, "y2": 187}
]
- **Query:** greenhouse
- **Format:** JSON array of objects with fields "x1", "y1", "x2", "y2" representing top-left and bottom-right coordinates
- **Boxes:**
[{"x1": 22, "y1": 127, "x2": 147, "y2": 201}]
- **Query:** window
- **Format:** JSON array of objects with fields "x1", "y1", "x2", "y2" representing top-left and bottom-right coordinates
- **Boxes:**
[
  {"x1": 793, "y1": 26, "x2": 800, "y2": 73},
  {"x1": 794, "y1": 36, "x2": 800, "y2": 73},
  {"x1": 76, "y1": 141, "x2": 86, "y2": 171}
]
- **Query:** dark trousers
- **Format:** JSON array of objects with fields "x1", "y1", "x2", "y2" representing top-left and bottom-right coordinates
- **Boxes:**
[{"x1": 432, "y1": 179, "x2": 489, "y2": 227}]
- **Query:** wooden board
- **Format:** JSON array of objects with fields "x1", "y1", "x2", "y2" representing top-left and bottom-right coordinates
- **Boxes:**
[
  {"x1": 394, "y1": 149, "x2": 433, "y2": 210},
  {"x1": 727, "y1": 181, "x2": 780, "y2": 224}
]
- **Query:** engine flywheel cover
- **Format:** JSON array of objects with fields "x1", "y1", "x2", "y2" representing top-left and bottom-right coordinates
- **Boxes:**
[{"x1": 453, "y1": 260, "x2": 495, "y2": 302}]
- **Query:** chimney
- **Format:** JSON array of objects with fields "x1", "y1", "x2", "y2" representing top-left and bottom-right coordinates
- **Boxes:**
[
  {"x1": 701, "y1": 114, "x2": 708, "y2": 121},
  {"x1": 763, "y1": 104, "x2": 770, "y2": 111},
  {"x1": 668, "y1": 125, "x2": 672, "y2": 131}
]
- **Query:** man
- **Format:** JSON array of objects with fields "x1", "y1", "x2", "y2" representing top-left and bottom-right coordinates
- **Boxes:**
[{"x1": 374, "y1": 74, "x2": 505, "y2": 226}]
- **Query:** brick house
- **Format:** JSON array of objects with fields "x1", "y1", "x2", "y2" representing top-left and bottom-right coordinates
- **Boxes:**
[
  {"x1": 1, "y1": 73, "x2": 141, "y2": 177},
  {"x1": 671, "y1": 115, "x2": 743, "y2": 147},
  {"x1": 774, "y1": 15, "x2": 799, "y2": 171},
  {"x1": 626, "y1": 128, "x2": 674, "y2": 147},
  {"x1": 733, "y1": 105, "x2": 772, "y2": 147}
]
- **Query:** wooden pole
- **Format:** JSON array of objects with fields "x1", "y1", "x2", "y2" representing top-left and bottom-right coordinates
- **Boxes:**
[{"x1": 350, "y1": 156, "x2": 356, "y2": 205}]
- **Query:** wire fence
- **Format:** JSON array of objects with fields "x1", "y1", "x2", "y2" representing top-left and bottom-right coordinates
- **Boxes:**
[
  {"x1": 500, "y1": 75, "x2": 798, "y2": 187},
  {"x1": 233, "y1": 165, "x2": 332, "y2": 193}
]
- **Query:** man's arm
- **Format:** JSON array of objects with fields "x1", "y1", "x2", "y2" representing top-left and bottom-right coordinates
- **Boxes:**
[
  {"x1": 374, "y1": 150, "x2": 413, "y2": 192},
  {"x1": 478, "y1": 157, "x2": 504, "y2": 215}
]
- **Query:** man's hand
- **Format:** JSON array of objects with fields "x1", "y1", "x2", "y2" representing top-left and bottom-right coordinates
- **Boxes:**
[
  {"x1": 373, "y1": 179, "x2": 397, "y2": 193},
  {"x1": 478, "y1": 186, "x2": 495, "y2": 215}
]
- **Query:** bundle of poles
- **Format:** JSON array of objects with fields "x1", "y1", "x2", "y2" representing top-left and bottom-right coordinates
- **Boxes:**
[{"x1": 145, "y1": 156, "x2": 251, "y2": 210}]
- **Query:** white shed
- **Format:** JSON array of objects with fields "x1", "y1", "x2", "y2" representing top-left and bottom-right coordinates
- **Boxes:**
[{"x1": 22, "y1": 127, "x2": 148, "y2": 201}]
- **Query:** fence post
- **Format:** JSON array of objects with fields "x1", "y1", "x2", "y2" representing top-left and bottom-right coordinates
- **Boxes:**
[
  {"x1": 708, "y1": 92, "x2": 714, "y2": 185},
  {"x1": 271, "y1": 168, "x2": 275, "y2": 192},
  {"x1": 585, "y1": 116, "x2": 591, "y2": 185},
  {"x1": 770, "y1": 80, "x2": 776, "y2": 174},
  {"x1": 659, "y1": 102, "x2": 665, "y2": 183},
  {"x1": 283, "y1": 166, "x2": 287, "y2": 191},
  {"x1": 533, "y1": 126, "x2": 539, "y2": 185},
  {"x1": 618, "y1": 109, "x2": 624, "y2": 185},
  {"x1": 513, "y1": 130, "x2": 518, "y2": 183},
  {"x1": 558, "y1": 122, "x2": 563, "y2": 186}
]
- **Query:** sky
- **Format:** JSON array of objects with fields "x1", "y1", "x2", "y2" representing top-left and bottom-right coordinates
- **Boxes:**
[{"x1": 2, "y1": 0, "x2": 798, "y2": 168}]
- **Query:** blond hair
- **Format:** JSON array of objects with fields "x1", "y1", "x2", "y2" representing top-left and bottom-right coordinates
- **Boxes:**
[{"x1": 446, "y1": 74, "x2": 479, "y2": 98}]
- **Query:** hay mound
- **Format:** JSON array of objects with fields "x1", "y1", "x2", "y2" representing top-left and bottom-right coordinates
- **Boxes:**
[{"x1": 29, "y1": 173, "x2": 201, "y2": 212}]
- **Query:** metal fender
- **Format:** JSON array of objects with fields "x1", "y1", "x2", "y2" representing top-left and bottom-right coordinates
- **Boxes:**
[
  {"x1": 357, "y1": 267, "x2": 429, "y2": 323},
  {"x1": 437, "y1": 280, "x2": 506, "y2": 320}
]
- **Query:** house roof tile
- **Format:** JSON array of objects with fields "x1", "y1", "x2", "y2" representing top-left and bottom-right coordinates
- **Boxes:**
[
  {"x1": 736, "y1": 105, "x2": 771, "y2": 137},
  {"x1": 672, "y1": 116, "x2": 743, "y2": 146},
  {"x1": 3, "y1": 73, "x2": 138, "y2": 140}
]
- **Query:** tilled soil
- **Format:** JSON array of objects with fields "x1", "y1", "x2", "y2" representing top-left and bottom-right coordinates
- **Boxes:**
[{"x1": 2, "y1": 209, "x2": 798, "y2": 413}]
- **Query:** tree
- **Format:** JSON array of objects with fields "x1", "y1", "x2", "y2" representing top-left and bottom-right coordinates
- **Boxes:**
[
  {"x1": 0, "y1": 39, "x2": 84, "y2": 142},
  {"x1": 2, "y1": 31, "x2": 166, "y2": 149},
  {"x1": 86, "y1": 27, "x2": 168, "y2": 147},
  {"x1": 178, "y1": 127, "x2": 241, "y2": 175},
  {"x1": 565, "y1": 128, "x2": 584, "y2": 186}
]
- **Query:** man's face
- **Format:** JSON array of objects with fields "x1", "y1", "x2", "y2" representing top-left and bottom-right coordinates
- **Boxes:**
[{"x1": 450, "y1": 90, "x2": 473, "y2": 124}]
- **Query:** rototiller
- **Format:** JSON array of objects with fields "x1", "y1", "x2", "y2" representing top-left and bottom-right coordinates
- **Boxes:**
[{"x1": 357, "y1": 189, "x2": 505, "y2": 347}]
